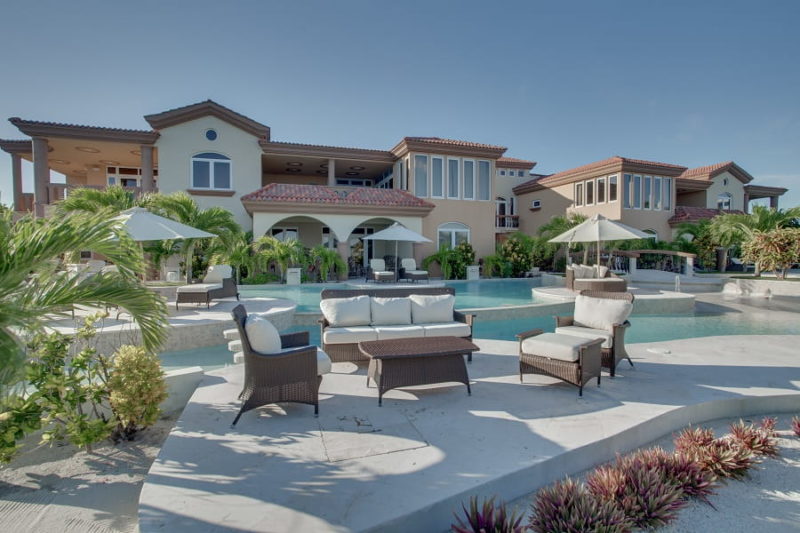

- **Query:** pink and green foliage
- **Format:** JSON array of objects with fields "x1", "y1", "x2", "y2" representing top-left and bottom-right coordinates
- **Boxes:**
[
  {"x1": 792, "y1": 416, "x2": 800, "y2": 438},
  {"x1": 728, "y1": 418, "x2": 779, "y2": 458},
  {"x1": 452, "y1": 496, "x2": 524, "y2": 533},
  {"x1": 620, "y1": 447, "x2": 715, "y2": 503},
  {"x1": 673, "y1": 426, "x2": 715, "y2": 452},
  {"x1": 529, "y1": 477, "x2": 632, "y2": 533},
  {"x1": 741, "y1": 228, "x2": 800, "y2": 279},
  {"x1": 675, "y1": 430, "x2": 754, "y2": 480},
  {"x1": 585, "y1": 456, "x2": 687, "y2": 529}
]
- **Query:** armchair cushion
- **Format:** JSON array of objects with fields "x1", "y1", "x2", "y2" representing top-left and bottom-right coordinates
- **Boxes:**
[
  {"x1": 204, "y1": 264, "x2": 233, "y2": 283},
  {"x1": 320, "y1": 295, "x2": 371, "y2": 327},
  {"x1": 409, "y1": 293, "x2": 455, "y2": 324},
  {"x1": 245, "y1": 314, "x2": 282, "y2": 354},
  {"x1": 401, "y1": 258, "x2": 427, "y2": 273},
  {"x1": 521, "y1": 333, "x2": 587, "y2": 362},
  {"x1": 176, "y1": 282, "x2": 223, "y2": 293},
  {"x1": 595, "y1": 265, "x2": 609, "y2": 278},
  {"x1": 555, "y1": 325, "x2": 613, "y2": 349},
  {"x1": 370, "y1": 297, "x2": 411, "y2": 325},
  {"x1": 573, "y1": 294, "x2": 633, "y2": 333}
]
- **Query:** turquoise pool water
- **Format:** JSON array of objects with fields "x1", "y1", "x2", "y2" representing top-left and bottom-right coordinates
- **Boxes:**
[
  {"x1": 241, "y1": 278, "x2": 544, "y2": 312},
  {"x1": 159, "y1": 310, "x2": 800, "y2": 373}
]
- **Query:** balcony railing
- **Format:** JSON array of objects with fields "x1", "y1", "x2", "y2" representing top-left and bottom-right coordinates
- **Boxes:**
[{"x1": 495, "y1": 214, "x2": 519, "y2": 229}]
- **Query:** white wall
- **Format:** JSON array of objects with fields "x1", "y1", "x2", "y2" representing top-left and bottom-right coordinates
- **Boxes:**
[
  {"x1": 705, "y1": 171, "x2": 745, "y2": 210},
  {"x1": 155, "y1": 116, "x2": 263, "y2": 230}
]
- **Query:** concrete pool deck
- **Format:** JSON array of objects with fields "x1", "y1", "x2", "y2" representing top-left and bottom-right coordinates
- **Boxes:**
[
  {"x1": 138, "y1": 335, "x2": 800, "y2": 533},
  {"x1": 532, "y1": 285, "x2": 697, "y2": 314}
]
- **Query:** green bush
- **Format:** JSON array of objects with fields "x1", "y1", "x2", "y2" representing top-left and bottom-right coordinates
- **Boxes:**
[
  {"x1": 741, "y1": 228, "x2": 800, "y2": 279},
  {"x1": 109, "y1": 345, "x2": 167, "y2": 440},
  {"x1": 241, "y1": 272, "x2": 282, "y2": 285}
]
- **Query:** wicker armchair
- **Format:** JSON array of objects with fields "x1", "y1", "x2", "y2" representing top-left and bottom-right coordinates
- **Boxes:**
[
  {"x1": 554, "y1": 290, "x2": 634, "y2": 377},
  {"x1": 230, "y1": 304, "x2": 321, "y2": 425},
  {"x1": 516, "y1": 329, "x2": 603, "y2": 396},
  {"x1": 369, "y1": 259, "x2": 394, "y2": 283}
]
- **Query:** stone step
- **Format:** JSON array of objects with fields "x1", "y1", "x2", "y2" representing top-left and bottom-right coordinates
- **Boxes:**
[
  {"x1": 232, "y1": 351, "x2": 244, "y2": 364},
  {"x1": 223, "y1": 328, "x2": 240, "y2": 341},
  {"x1": 228, "y1": 340, "x2": 242, "y2": 353}
]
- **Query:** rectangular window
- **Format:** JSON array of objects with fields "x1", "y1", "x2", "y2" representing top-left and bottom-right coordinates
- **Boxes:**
[
  {"x1": 597, "y1": 177, "x2": 606, "y2": 203},
  {"x1": 214, "y1": 161, "x2": 231, "y2": 189},
  {"x1": 414, "y1": 155, "x2": 428, "y2": 197},
  {"x1": 447, "y1": 158, "x2": 460, "y2": 199},
  {"x1": 643, "y1": 176, "x2": 652, "y2": 209},
  {"x1": 586, "y1": 180, "x2": 594, "y2": 205},
  {"x1": 107, "y1": 177, "x2": 116, "y2": 186},
  {"x1": 192, "y1": 160, "x2": 210, "y2": 188},
  {"x1": 653, "y1": 177, "x2": 662, "y2": 209},
  {"x1": 663, "y1": 177, "x2": 672, "y2": 210},
  {"x1": 633, "y1": 175, "x2": 642, "y2": 209},
  {"x1": 477, "y1": 160, "x2": 491, "y2": 200},
  {"x1": 431, "y1": 156, "x2": 444, "y2": 198},
  {"x1": 500, "y1": 170, "x2": 506, "y2": 176},
  {"x1": 609, "y1": 175, "x2": 618, "y2": 202},
  {"x1": 575, "y1": 182, "x2": 584, "y2": 206},
  {"x1": 518, "y1": 170, "x2": 525, "y2": 177},
  {"x1": 463, "y1": 159, "x2": 475, "y2": 200}
]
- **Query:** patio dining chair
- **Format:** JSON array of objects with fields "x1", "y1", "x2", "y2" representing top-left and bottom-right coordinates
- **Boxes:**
[{"x1": 369, "y1": 259, "x2": 394, "y2": 283}]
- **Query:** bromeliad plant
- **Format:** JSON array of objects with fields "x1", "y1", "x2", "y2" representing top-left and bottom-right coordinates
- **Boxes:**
[
  {"x1": 728, "y1": 418, "x2": 779, "y2": 458},
  {"x1": 529, "y1": 477, "x2": 631, "y2": 533},
  {"x1": 792, "y1": 416, "x2": 800, "y2": 438},
  {"x1": 452, "y1": 495, "x2": 525, "y2": 533}
]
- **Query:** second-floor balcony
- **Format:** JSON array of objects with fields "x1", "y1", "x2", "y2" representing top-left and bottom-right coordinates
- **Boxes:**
[{"x1": 495, "y1": 214, "x2": 519, "y2": 230}]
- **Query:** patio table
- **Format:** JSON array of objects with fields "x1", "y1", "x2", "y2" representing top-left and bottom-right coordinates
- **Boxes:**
[{"x1": 358, "y1": 336, "x2": 478, "y2": 406}]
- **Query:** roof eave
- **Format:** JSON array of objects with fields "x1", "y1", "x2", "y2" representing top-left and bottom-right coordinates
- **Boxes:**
[
  {"x1": 0, "y1": 139, "x2": 32, "y2": 154},
  {"x1": 259, "y1": 140, "x2": 395, "y2": 163},
  {"x1": 9, "y1": 118, "x2": 159, "y2": 144},
  {"x1": 144, "y1": 100, "x2": 270, "y2": 140},
  {"x1": 241, "y1": 200, "x2": 434, "y2": 217}
]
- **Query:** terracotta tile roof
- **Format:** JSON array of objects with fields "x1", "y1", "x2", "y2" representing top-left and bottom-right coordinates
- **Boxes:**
[
  {"x1": 403, "y1": 137, "x2": 507, "y2": 150},
  {"x1": 241, "y1": 183, "x2": 435, "y2": 208},
  {"x1": 262, "y1": 140, "x2": 393, "y2": 155},
  {"x1": 8, "y1": 117, "x2": 159, "y2": 143},
  {"x1": 144, "y1": 99, "x2": 270, "y2": 139},
  {"x1": 678, "y1": 161, "x2": 753, "y2": 183},
  {"x1": 496, "y1": 156, "x2": 537, "y2": 169},
  {"x1": 668, "y1": 205, "x2": 744, "y2": 225}
]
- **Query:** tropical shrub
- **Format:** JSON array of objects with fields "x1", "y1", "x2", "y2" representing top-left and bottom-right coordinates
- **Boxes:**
[
  {"x1": 452, "y1": 242, "x2": 476, "y2": 280},
  {"x1": 499, "y1": 234, "x2": 533, "y2": 277},
  {"x1": 529, "y1": 477, "x2": 631, "y2": 533},
  {"x1": 310, "y1": 245, "x2": 347, "y2": 282},
  {"x1": 423, "y1": 245, "x2": 459, "y2": 280},
  {"x1": 481, "y1": 252, "x2": 512, "y2": 278},
  {"x1": 792, "y1": 416, "x2": 800, "y2": 438},
  {"x1": 728, "y1": 418, "x2": 779, "y2": 458},
  {"x1": 741, "y1": 228, "x2": 800, "y2": 279},
  {"x1": 673, "y1": 426, "x2": 754, "y2": 480},
  {"x1": 240, "y1": 272, "x2": 281, "y2": 285},
  {"x1": 108, "y1": 345, "x2": 167, "y2": 440},
  {"x1": 452, "y1": 496, "x2": 524, "y2": 533}
]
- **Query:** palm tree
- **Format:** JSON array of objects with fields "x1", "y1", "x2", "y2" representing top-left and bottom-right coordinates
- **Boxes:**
[
  {"x1": 253, "y1": 236, "x2": 307, "y2": 282},
  {"x1": 422, "y1": 245, "x2": 459, "y2": 280},
  {"x1": 148, "y1": 192, "x2": 241, "y2": 283},
  {"x1": 537, "y1": 214, "x2": 587, "y2": 270},
  {"x1": 310, "y1": 245, "x2": 347, "y2": 282},
  {"x1": 0, "y1": 209, "x2": 167, "y2": 400},
  {"x1": 55, "y1": 185, "x2": 148, "y2": 216},
  {"x1": 209, "y1": 230, "x2": 255, "y2": 284}
]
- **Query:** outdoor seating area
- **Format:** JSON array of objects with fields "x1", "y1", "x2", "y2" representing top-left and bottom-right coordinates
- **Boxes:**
[
  {"x1": 565, "y1": 263, "x2": 628, "y2": 292},
  {"x1": 175, "y1": 264, "x2": 240, "y2": 309}
]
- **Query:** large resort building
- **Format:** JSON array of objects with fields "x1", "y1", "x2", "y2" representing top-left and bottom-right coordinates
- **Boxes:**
[{"x1": 0, "y1": 99, "x2": 788, "y2": 271}]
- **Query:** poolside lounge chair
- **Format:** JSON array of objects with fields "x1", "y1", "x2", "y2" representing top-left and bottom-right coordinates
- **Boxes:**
[
  {"x1": 369, "y1": 259, "x2": 394, "y2": 283},
  {"x1": 230, "y1": 304, "x2": 330, "y2": 425},
  {"x1": 554, "y1": 290, "x2": 634, "y2": 377},
  {"x1": 399, "y1": 258, "x2": 429, "y2": 283},
  {"x1": 175, "y1": 264, "x2": 239, "y2": 309}
]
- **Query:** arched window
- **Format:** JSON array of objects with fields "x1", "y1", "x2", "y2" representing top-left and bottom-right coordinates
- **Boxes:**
[
  {"x1": 717, "y1": 192, "x2": 732, "y2": 210},
  {"x1": 438, "y1": 222, "x2": 470, "y2": 249},
  {"x1": 191, "y1": 152, "x2": 231, "y2": 190},
  {"x1": 643, "y1": 228, "x2": 659, "y2": 242}
]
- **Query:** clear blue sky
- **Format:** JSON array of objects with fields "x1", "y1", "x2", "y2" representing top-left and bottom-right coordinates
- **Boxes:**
[{"x1": 1, "y1": 0, "x2": 798, "y2": 207}]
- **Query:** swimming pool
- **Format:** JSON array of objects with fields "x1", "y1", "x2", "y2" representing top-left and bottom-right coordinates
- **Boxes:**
[
  {"x1": 159, "y1": 309, "x2": 800, "y2": 373},
  {"x1": 240, "y1": 278, "x2": 544, "y2": 312}
]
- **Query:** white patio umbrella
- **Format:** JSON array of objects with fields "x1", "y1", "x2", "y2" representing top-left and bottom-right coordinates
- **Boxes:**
[
  {"x1": 362, "y1": 223, "x2": 432, "y2": 280},
  {"x1": 113, "y1": 207, "x2": 215, "y2": 241},
  {"x1": 547, "y1": 214, "x2": 650, "y2": 265}
]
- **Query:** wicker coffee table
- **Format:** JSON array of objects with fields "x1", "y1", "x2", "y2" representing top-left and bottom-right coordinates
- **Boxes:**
[{"x1": 358, "y1": 336, "x2": 479, "y2": 406}]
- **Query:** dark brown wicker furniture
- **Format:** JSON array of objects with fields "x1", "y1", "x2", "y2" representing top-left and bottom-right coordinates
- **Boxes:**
[
  {"x1": 176, "y1": 277, "x2": 239, "y2": 309},
  {"x1": 565, "y1": 267, "x2": 627, "y2": 292},
  {"x1": 555, "y1": 290, "x2": 634, "y2": 377},
  {"x1": 516, "y1": 329, "x2": 603, "y2": 396},
  {"x1": 319, "y1": 287, "x2": 475, "y2": 363},
  {"x1": 230, "y1": 304, "x2": 321, "y2": 425},
  {"x1": 399, "y1": 258, "x2": 429, "y2": 283},
  {"x1": 358, "y1": 336, "x2": 478, "y2": 406},
  {"x1": 369, "y1": 259, "x2": 395, "y2": 282}
]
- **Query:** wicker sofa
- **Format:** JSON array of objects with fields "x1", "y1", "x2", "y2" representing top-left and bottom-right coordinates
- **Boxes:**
[
  {"x1": 319, "y1": 287, "x2": 474, "y2": 363},
  {"x1": 565, "y1": 264, "x2": 627, "y2": 292}
]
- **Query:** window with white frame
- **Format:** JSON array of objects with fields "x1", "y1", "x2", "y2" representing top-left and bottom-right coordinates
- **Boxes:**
[
  {"x1": 463, "y1": 160, "x2": 475, "y2": 200},
  {"x1": 663, "y1": 177, "x2": 672, "y2": 210},
  {"x1": 609, "y1": 175, "x2": 618, "y2": 202},
  {"x1": 271, "y1": 227, "x2": 298, "y2": 241},
  {"x1": 623, "y1": 174, "x2": 632, "y2": 208},
  {"x1": 477, "y1": 160, "x2": 491, "y2": 200},
  {"x1": 414, "y1": 155, "x2": 428, "y2": 197},
  {"x1": 633, "y1": 175, "x2": 642, "y2": 209},
  {"x1": 447, "y1": 158, "x2": 460, "y2": 199},
  {"x1": 586, "y1": 180, "x2": 594, "y2": 205},
  {"x1": 597, "y1": 177, "x2": 606, "y2": 203},
  {"x1": 653, "y1": 177, "x2": 662, "y2": 209},
  {"x1": 575, "y1": 182, "x2": 584, "y2": 206},
  {"x1": 431, "y1": 156, "x2": 444, "y2": 198},
  {"x1": 717, "y1": 192, "x2": 732, "y2": 210},
  {"x1": 438, "y1": 222, "x2": 470, "y2": 249},
  {"x1": 643, "y1": 176, "x2": 652, "y2": 209},
  {"x1": 191, "y1": 152, "x2": 231, "y2": 190}
]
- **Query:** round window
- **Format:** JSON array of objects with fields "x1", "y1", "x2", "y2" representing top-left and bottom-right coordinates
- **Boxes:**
[
  {"x1": 723, "y1": 178, "x2": 728, "y2": 186},
  {"x1": 205, "y1": 129, "x2": 218, "y2": 141}
]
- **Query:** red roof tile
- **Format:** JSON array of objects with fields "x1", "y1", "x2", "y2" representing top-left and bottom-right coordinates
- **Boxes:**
[
  {"x1": 403, "y1": 137, "x2": 507, "y2": 150},
  {"x1": 678, "y1": 161, "x2": 753, "y2": 184},
  {"x1": 496, "y1": 156, "x2": 537, "y2": 169},
  {"x1": 668, "y1": 205, "x2": 744, "y2": 225},
  {"x1": 241, "y1": 183, "x2": 435, "y2": 208}
]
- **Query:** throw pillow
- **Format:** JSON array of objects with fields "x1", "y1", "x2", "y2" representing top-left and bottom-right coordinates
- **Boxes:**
[
  {"x1": 579, "y1": 264, "x2": 595, "y2": 278},
  {"x1": 370, "y1": 297, "x2": 412, "y2": 325},
  {"x1": 573, "y1": 294, "x2": 633, "y2": 332},
  {"x1": 320, "y1": 295, "x2": 371, "y2": 327},
  {"x1": 409, "y1": 294, "x2": 455, "y2": 324},
  {"x1": 245, "y1": 314, "x2": 282, "y2": 354},
  {"x1": 595, "y1": 265, "x2": 609, "y2": 278}
]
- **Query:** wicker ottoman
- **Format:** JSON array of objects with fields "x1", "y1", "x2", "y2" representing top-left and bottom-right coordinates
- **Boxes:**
[{"x1": 515, "y1": 330, "x2": 603, "y2": 396}]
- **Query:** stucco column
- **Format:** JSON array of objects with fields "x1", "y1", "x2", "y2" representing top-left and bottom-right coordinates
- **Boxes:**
[
  {"x1": 685, "y1": 256, "x2": 694, "y2": 277},
  {"x1": 140, "y1": 145, "x2": 155, "y2": 192},
  {"x1": 11, "y1": 153, "x2": 23, "y2": 211},
  {"x1": 327, "y1": 159, "x2": 336, "y2": 187},
  {"x1": 32, "y1": 136, "x2": 50, "y2": 217},
  {"x1": 743, "y1": 190, "x2": 750, "y2": 213},
  {"x1": 629, "y1": 257, "x2": 637, "y2": 276},
  {"x1": 770, "y1": 196, "x2": 779, "y2": 209},
  {"x1": 336, "y1": 241, "x2": 350, "y2": 280}
]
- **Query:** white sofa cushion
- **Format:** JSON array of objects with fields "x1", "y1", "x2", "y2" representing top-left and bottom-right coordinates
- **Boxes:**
[
  {"x1": 176, "y1": 282, "x2": 223, "y2": 293},
  {"x1": 370, "y1": 297, "x2": 411, "y2": 325},
  {"x1": 555, "y1": 325, "x2": 613, "y2": 349},
  {"x1": 245, "y1": 314, "x2": 282, "y2": 354},
  {"x1": 579, "y1": 264, "x2": 596, "y2": 278},
  {"x1": 521, "y1": 333, "x2": 594, "y2": 362},
  {"x1": 323, "y1": 326, "x2": 378, "y2": 344},
  {"x1": 421, "y1": 322, "x2": 471, "y2": 338},
  {"x1": 204, "y1": 264, "x2": 232, "y2": 283},
  {"x1": 595, "y1": 265, "x2": 609, "y2": 278},
  {"x1": 409, "y1": 294, "x2": 455, "y2": 324},
  {"x1": 573, "y1": 294, "x2": 633, "y2": 333},
  {"x1": 401, "y1": 258, "x2": 427, "y2": 274},
  {"x1": 320, "y1": 295, "x2": 371, "y2": 327},
  {"x1": 374, "y1": 325, "x2": 425, "y2": 340}
]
